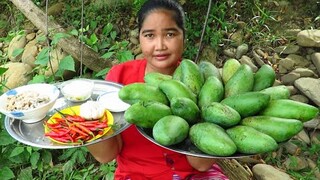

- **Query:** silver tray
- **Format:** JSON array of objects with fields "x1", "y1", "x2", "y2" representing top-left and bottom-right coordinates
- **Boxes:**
[
  {"x1": 4, "y1": 80, "x2": 131, "y2": 149},
  {"x1": 137, "y1": 127, "x2": 254, "y2": 159}
]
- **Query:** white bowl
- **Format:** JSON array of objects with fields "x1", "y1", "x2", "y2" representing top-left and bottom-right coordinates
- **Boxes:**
[
  {"x1": 60, "y1": 78, "x2": 94, "y2": 102},
  {"x1": 0, "y1": 83, "x2": 60, "y2": 123},
  {"x1": 97, "y1": 91, "x2": 130, "y2": 112}
]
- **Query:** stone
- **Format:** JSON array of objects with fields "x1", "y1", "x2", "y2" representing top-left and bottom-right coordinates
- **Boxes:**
[
  {"x1": 252, "y1": 164, "x2": 293, "y2": 180},
  {"x1": 274, "y1": 45, "x2": 300, "y2": 55},
  {"x1": 200, "y1": 46, "x2": 218, "y2": 66},
  {"x1": 8, "y1": 34, "x2": 27, "y2": 62},
  {"x1": 223, "y1": 48, "x2": 236, "y2": 58},
  {"x1": 291, "y1": 68, "x2": 317, "y2": 77},
  {"x1": 297, "y1": 30, "x2": 320, "y2": 47},
  {"x1": 282, "y1": 141, "x2": 300, "y2": 155},
  {"x1": 285, "y1": 54, "x2": 311, "y2": 68},
  {"x1": 21, "y1": 44, "x2": 38, "y2": 67},
  {"x1": 252, "y1": 49, "x2": 265, "y2": 67},
  {"x1": 311, "y1": 53, "x2": 320, "y2": 75},
  {"x1": 236, "y1": 43, "x2": 249, "y2": 59},
  {"x1": 290, "y1": 94, "x2": 309, "y2": 104},
  {"x1": 294, "y1": 129, "x2": 311, "y2": 145},
  {"x1": 26, "y1": 33, "x2": 36, "y2": 41},
  {"x1": 0, "y1": 62, "x2": 32, "y2": 91},
  {"x1": 279, "y1": 58, "x2": 295, "y2": 71},
  {"x1": 304, "y1": 118, "x2": 320, "y2": 129},
  {"x1": 284, "y1": 156, "x2": 308, "y2": 171},
  {"x1": 294, "y1": 77, "x2": 320, "y2": 107},
  {"x1": 239, "y1": 55, "x2": 258, "y2": 72},
  {"x1": 281, "y1": 72, "x2": 300, "y2": 85}
]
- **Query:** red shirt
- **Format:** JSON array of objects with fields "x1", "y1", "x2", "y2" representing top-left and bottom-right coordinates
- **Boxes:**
[{"x1": 105, "y1": 59, "x2": 199, "y2": 180}]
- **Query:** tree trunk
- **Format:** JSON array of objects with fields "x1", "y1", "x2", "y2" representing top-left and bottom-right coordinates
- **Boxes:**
[{"x1": 10, "y1": 0, "x2": 112, "y2": 72}]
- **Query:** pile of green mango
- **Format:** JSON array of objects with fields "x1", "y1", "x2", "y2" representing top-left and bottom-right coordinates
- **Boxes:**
[{"x1": 118, "y1": 59, "x2": 319, "y2": 157}]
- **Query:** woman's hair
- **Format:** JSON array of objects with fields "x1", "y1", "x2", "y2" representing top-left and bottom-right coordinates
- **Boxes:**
[{"x1": 138, "y1": 0, "x2": 185, "y2": 37}]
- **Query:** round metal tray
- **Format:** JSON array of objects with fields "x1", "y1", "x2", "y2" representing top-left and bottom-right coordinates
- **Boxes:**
[
  {"x1": 137, "y1": 126, "x2": 255, "y2": 159},
  {"x1": 4, "y1": 80, "x2": 131, "y2": 149}
]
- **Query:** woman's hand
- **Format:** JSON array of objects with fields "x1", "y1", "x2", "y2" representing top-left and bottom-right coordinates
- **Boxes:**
[
  {"x1": 87, "y1": 135, "x2": 123, "y2": 163},
  {"x1": 186, "y1": 155, "x2": 216, "y2": 172}
]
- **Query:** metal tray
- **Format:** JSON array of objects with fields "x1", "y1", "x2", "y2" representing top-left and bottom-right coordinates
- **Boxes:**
[
  {"x1": 137, "y1": 127, "x2": 254, "y2": 159},
  {"x1": 4, "y1": 80, "x2": 131, "y2": 149}
]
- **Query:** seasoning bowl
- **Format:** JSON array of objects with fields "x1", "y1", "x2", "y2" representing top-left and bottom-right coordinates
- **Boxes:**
[
  {"x1": 0, "y1": 83, "x2": 60, "y2": 123},
  {"x1": 60, "y1": 78, "x2": 94, "y2": 102}
]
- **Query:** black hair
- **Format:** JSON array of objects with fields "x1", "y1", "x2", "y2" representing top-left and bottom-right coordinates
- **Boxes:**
[{"x1": 137, "y1": 0, "x2": 185, "y2": 37}]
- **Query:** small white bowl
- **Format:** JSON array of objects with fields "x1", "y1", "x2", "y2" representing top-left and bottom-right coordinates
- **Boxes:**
[
  {"x1": 97, "y1": 91, "x2": 130, "y2": 112},
  {"x1": 0, "y1": 83, "x2": 60, "y2": 123},
  {"x1": 60, "y1": 78, "x2": 94, "y2": 102}
]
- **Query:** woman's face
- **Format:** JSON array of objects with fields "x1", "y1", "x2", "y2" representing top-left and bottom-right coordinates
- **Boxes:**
[{"x1": 139, "y1": 9, "x2": 184, "y2": 75}]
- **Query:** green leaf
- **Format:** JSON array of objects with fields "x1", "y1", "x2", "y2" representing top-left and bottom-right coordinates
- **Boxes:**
[
  {"x1": 58, "y1": 55, "x2": 75, "y2": 72},
  {"x1": 110, "y1": 31, "x2": 117, "y2": 40},
  {"x1": 29, "y1": 74, "x2": 47, "y2": 83},
  {"x1": 63, "y1": 160, "x2": 74, "y2": 176},
  {"x1": 95, "y1": 67, "x2": 110, "y2": 78},
  {"x1": 10, "y1": 147, "x2": 25, "y2": 157},
  {"x1": 102, "y1": 23, "x2": 113, "y2": 35},
  {"x1": 0, "y1": 67, "x2": 8, "y2": 76},
  {"x1": 26, "y1": 146, "x2": 32, "y2": 154},
  {"x1": 35, "y1": 47, "x2": 50, "y2": 66},
  {"x1": 0, "y1": 131, "x2": 16, "y2": 145},
  {"x1": 51, "y1": 33, "x2": 71, "y2": 46},
  {"x1": 101, "y1": 52, "x2": 114, "y2": 59},
  {"x1": 0, "y1": 167, "x2": 15, "y2": 180},
  {"x1": 69, "y1": 29, "x2": 79, "y2": 36},
  {"x1": 17, "y1": 167, "x2": 32, "y2": 180},
  {"x1": 90, "y1": 21, "x2": 98, "y2": 30},
  {"x1": 59, "y1": 148, "x2": 77, "y2": 161},
  {"x1": 90, "y1": 33, "x2": 98, "y2": 45},
  {"x1": 30, "y1": 151, "x2": 40, "y2": 169},
  {"x1": 41, "y1": 150, "x2": 52, "y2": 164},
  {"x1": 36, "y1": 35, "x2": 46, "y2": 43},
  {"x1": 12, "y1": 48, "x2": 24, "y2": 58},
  {"x1": 117, "y1": 50, "x2": 134, "y2": 62}
]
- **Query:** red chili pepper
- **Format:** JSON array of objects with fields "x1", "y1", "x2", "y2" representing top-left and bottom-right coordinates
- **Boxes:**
[
  {"x1": 49, "y1": 136, "x2": 71, "y2": 143},
  {"x1": 66, "y1": 115, "x2": 85, "y2": 122},
  {"x1": 74, "y1": 123, "x2": 95, "y2": 137},
  {"x1": 69, "y1": 126, "x2": 88, "y2": 137}
]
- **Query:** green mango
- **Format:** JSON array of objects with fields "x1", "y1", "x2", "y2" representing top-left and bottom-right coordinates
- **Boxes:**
[
  {"x1": 189, "y1": 122, "x2": 237, "y2": 156},
  {"x1": 224, "y1": 64, "x2": 254, "y2": 98},
  {"x1": 159, "y1": 79, "x2": 197, "y2": 103},
  {"x1": 260, "y1": 85, "x2": 290, "y2": 100},
  {"x1": 222, "y1": 58, "x2": 241, "y2": 85},
  {"x1": 253, "y1": 64, "x2": 276, "y2": 91},
  {"x1": 144, "y1": 72, "x2": 172, "y2": 88},
  {"x1": 124, "y1": 101, "x2": 172, "y2": 128},
  {"x1": 260, "y1": 99, "x2": 319, "y2": 122},
  {"x1": 201, "y1": 102, "x2": 241, "y2": 128},
  {"x1": 118, "y1": 83, "x2": 169, "y2": 105},
  {"x1": 172, "y1": 64, "x2": 182, "y2": 81},
  {"x1": 180, "y1": 59, "x2": 204, "y2": 95},
  {"x1": 226, "y1": 125, "x2": 278, "y2": 154},
  {"x1": 221, "y1": 92, "x2": 270, "y2": 118},
  {"x1": 170, "y1": 97, "x2": 200, "y2": 124},
  {"x1": 241, "y1": 116, "x2": 303, "y2": 142},
  {"x1": 153, "y1": 115, "x2": 189, "y2": 146},
  {"x1": 198, "y1": 60, "x2": 222, "y2": 82},
  {"x1": 198, "y1": 76, "x2": 224, "y2": 110}
]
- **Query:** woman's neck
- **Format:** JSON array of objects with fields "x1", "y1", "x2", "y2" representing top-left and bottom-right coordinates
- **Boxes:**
[{"x1": 145, "y1": 64, "x2": 177, "y2": 75}]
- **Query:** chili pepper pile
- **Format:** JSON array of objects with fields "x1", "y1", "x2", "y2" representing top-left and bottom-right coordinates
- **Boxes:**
[{"x1": 44, "y1": 112, "x2": 110, "y2": 144}]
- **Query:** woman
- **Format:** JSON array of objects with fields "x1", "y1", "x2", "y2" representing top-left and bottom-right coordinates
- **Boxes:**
[{"x1": 88, "y1": 0, "x2": 228, "y2": 179}]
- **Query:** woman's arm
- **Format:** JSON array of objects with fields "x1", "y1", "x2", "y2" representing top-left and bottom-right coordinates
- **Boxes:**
[
  {"x1": 186, "y1": 155, "x2": 216, "y2": 172},
  {"x1": 87, "y1": 135, "x2": 122, "y2": 163}
]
